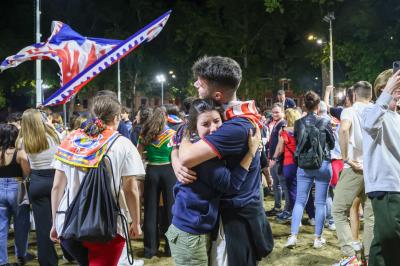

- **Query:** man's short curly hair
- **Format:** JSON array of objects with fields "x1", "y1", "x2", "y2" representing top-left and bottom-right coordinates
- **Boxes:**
[{"x1": 192, "y1": 56, "x2": 242, "y2": 91}]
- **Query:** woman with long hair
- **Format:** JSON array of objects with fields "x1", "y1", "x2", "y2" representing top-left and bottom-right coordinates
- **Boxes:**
[
  {"x1": 0, "y1": 123, "x2": 30, "y2": 265},
  {"x1": 50, "y1": 95, "x2": 144, "y2": 265},
  {"x1": 16, "y1": 108, "x2": 60, "y2": 265},
  {"x1": 138, "y1": 107, "x2": 176, "y2": 258},
  {"x1": 131, "y1": 107, "x2": 153, "y2": 146},
  {"x1": 271, "y1": 108, "x2": 315, "y2": 224},
  {"x1": 166, "y1": 99, "x2": 260, "y2": 266},
  {"x1": 284, "y1": 91, "x2": 335, "y2": 249}
]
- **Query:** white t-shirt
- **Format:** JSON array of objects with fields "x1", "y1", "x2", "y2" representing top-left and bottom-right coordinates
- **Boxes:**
[
  {"x1": 52, "y1": 136, "x2": 145, "y2": 236},
  {"x1": 340, "y1": 102, "x2": 372, "y2": 168}
]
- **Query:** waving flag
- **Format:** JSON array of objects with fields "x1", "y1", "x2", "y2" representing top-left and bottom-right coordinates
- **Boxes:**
[{"x1": 0, "y1": 10, "x2": 171, "y2": 106}]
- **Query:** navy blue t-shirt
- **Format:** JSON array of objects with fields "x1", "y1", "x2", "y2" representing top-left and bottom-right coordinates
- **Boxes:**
[
  {"x1": 117, "y1": 120, "x2": 130, "y2": 139},
  {"x1": 172, "y1": 158, "x2": 248, "y2": 234},
  {"x1": 329, "y1": 106, "x2": 343, "y2": 120},
  {"x1": 203, "y1": 117, "x2": 261, "y2": 209},
  {"x1": 284, "y1": 98, "x2": 296, "y2": 109}
]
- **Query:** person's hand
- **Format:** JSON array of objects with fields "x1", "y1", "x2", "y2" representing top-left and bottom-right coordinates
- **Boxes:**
[
  {"x1": 384, "y1": 70, "x2": 400, "y2": 95},
  {"x1": 129, "y1": 223, "x2": 142, "y2": 239},
  {"x1": 49, "y1": 226, "x2": 60, "y2": 243},
  {"x1": 348, "y1": 160, "x2": 363, "y2": 174},
  {"x1": 326, "y1": 85, "x2": 334, "y2": 94},
  {"x1": 267, "y1": 175, "x2": 273, "y2": 189},
  {"x1": 172, "y1": 156, "x2": 197, "y2": 184},
  {"x1": 269, "y1": 159, "x2": 276, "y2": 168},
  {"x1": 248, "y1": 127, "x2": 261, "y2": 157},
  {"x1": 393, "y1": 88, "x2": 400, "y2": 101}
]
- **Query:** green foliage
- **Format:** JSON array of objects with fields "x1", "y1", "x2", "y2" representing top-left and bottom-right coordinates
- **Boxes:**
[
  {"x1": 2, "y1": 0, "x2": 400, "y2": 110},
  {"x1": 264, "y1": 0, "x2": 284, "y2": 13},
  {"x1": 264, "y1": 0, "x2": 341, "y2": 13}
]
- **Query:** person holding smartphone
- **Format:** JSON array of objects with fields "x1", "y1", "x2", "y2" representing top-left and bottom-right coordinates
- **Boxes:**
[{"x1": 362, "y1": 68, "x2": 400, "y2": 265}]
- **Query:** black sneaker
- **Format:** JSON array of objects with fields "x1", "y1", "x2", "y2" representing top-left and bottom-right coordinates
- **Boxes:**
[
  {"x1": 276, "y1": 211, "x2": 292, "y2": 224},
  {"x1": 265, "y1": 208, "x2": 282, "y2": 217},
  {"x1": 17, "y1": 252, "x2": 36, "y2": 266}
]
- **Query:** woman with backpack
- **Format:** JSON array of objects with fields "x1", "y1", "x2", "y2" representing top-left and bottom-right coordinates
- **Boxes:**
[
  {"x1": 16, "y1": 108, "x2": 60, "y2": 265},
  {"x1": 50, "y1": 95, "x2": 145, "y2": 266},
  {"x1": 284, "y1": 90, "x2": 335, "y2": 249},
  {"x1": 270, "y1": 108, "x2": 315, "y2": 225}
]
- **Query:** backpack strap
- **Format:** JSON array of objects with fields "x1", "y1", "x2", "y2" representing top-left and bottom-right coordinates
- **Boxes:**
[{"x1": 103, "y1": 134, "x2": 135, "y2": 265}]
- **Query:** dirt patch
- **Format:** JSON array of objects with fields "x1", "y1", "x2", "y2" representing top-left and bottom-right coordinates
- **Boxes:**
[{"x1": 10, "y1": 195, "x2": 342, "y2": 265}]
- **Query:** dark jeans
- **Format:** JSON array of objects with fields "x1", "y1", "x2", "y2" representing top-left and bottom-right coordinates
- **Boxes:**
[
  {"x1": 369, "y1": 193, "x2": 400, "y2": 266},
  {"x1": 143, "y1": 164, "x2": 176, "y2": 257},
  {"x1": 283, "y1": 164, "x2": 315, "y2": 218},
  {"x1": 14, "y1": 203, "x2": 30, "y2": 258},
  {"x1": 29, "y1": 169, "x2": 58, "y2": 266},
  {"x1": 270, "y1": 163, "x2": 282, "y2": 209}
]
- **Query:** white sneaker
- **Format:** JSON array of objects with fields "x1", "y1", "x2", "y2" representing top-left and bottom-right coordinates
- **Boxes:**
[
  {"x1": 309, "y1": 218, "x2": 316, "y2": 226},
  {"x1": 313, "y1": 237, "x2": 326, "y2": 249},
  {"x1": 132, "y1": 259, "x2": 144, "y2": 266},
  {"x1": 351, "y1": 241, "x2": 362, "y2": 252},
  {"x1": 284, "y1": 235, "x2": 297, "y2": 248},
  {"x1": 328, "y1": 223, "x2": 336, "y2": 231}
]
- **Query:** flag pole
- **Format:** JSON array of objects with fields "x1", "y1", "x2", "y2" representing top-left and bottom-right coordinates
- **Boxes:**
[
  {"x1": 117, "y1": 61, "x2": 121, "y2": 102},
  {"x1": 63, "y1": 103, "x2": 67, "y2": 129},
  {"x1": 35, "y1": 0, "x2": 42, "y2": 107}
]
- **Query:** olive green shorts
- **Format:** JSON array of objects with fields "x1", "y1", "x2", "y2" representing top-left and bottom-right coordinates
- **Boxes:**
[{"x1": 165, "y1": 224, "x2": 210, "y2": 266}]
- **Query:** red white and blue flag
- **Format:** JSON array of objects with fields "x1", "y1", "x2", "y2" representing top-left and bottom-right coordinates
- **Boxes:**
[{"x1": 0, "y1": 10, "x2": 171, "y2": 106}]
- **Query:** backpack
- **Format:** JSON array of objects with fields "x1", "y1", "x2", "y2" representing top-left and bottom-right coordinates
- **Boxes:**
[
  {"x1": 294, "y1": 119, "x2": 324, "y2": 170},
  {"x1": 61, "y1": 135, "x2": 135, "y2": 263}
]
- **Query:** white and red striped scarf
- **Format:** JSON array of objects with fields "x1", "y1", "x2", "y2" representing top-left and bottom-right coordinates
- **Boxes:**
[{"x1": 224, "y1": 100, "x2": 261, "y2": 127}]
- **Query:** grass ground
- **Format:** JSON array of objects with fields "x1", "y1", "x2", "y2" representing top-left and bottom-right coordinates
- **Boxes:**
[{"x1": 8, "y1": 195, "x2": 342, "y2": 266}]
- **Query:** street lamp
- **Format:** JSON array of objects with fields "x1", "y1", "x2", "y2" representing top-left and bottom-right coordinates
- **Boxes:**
[
  {"x1": 323, "y1": 12, "x2": 335, "y2": 105},
  {"x1": 156, "y1": 74, "x2": 166, "y2": 105}
]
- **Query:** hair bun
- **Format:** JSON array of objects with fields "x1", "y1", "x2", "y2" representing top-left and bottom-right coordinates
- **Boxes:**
[{"x1": 84, "y1": 117, "x2": 107, "y2": 136}]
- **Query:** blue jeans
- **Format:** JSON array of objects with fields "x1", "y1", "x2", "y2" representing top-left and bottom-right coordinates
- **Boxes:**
[
  {"x1": 325, "y1": 187, "x2": 334, "y2": 225},
  {"x1": 291, "y1": 161, "x2": 332, "y2": 237},
  {"x1": 283, "y1": 164, "x2": 315, "y2": 218},
  {"x1": 0, "y1": 178, "x2": 19, "y2": 264}
]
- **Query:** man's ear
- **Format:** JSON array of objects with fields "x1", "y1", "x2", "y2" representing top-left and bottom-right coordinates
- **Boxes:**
[{"x1": 214, "y1": 91, "x2": 224, "y2": 102}]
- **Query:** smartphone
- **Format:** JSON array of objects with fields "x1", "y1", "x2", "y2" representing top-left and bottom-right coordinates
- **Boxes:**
[{"x1": 393, "y1": 61, "x2": 400, "y2": 74}]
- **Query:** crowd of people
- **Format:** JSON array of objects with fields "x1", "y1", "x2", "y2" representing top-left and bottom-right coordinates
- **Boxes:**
[{"x1": 0, "y1": 56, "x2": 399, "y2": 266}]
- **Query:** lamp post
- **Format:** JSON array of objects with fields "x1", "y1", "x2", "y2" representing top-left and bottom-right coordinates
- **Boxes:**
[
  {"x1": 323, "y1": 12, "x2": 335, "y2": 105},
  {"x1": 156, "y1": 74, "x2": 166, "y2": 105},
  {"x1": 308, "y1": 32, "x2": 334, "y2": 104}
]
